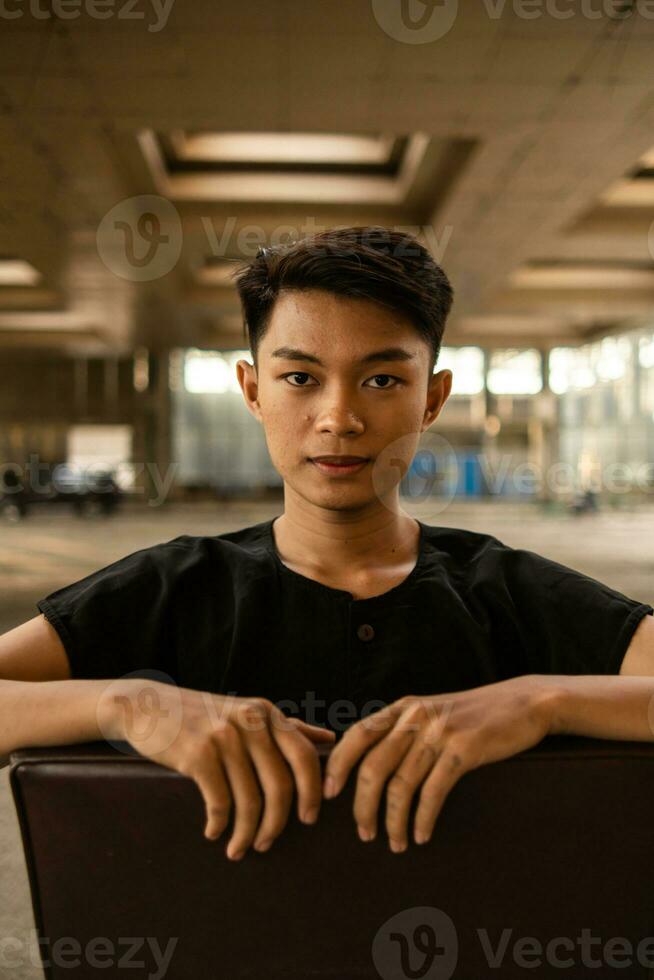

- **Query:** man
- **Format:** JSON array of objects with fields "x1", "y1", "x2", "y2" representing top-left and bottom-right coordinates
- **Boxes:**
[{"x1": 1, "y1": 226, "x2": 653, "y2": 863}]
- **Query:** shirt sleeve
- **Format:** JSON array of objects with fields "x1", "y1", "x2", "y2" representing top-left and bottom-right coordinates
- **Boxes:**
[
  {"x1": 467, "y1": 537, "x2": 654, "y2": 677},
  {"x1": 36, "y1": 542, "x2": 178, "y2": 682}
]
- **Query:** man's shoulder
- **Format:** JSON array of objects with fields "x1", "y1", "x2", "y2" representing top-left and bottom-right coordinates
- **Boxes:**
[
  {"x1": 419, "y1": 520, "x2": 509, "y2": 562},
  {"x1": 143, "y1": 519, "x2": 272, "y2": 569}
]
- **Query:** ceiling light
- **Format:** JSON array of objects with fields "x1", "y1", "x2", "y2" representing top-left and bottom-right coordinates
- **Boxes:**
[
  {"x1": 171, "y1": 130, "x2": 396, "y2": 166},
  {"x1": 509, "y1": 265, "x2": 654, "y2": 289},
  {"x1": 0, "y1": 259, "x2": 41, "y2": 286}
]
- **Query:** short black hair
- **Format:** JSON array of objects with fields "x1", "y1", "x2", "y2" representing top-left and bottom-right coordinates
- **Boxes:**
[{"x1": 232, "y1": 226, "x2": 454, "y2": 379}]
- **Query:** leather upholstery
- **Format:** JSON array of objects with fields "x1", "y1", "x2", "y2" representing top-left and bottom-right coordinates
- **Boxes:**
[{"x1": 9, "y1": 736, "x2": 654, "y2": 979}]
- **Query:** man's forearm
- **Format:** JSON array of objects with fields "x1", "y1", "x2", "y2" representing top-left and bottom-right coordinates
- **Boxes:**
[
  {"x1": 0, "y1": 678, "x2": 125, "y2": 760},
  {"x1": 547, "y1": 674, "x2": 654, "y2": 740}
]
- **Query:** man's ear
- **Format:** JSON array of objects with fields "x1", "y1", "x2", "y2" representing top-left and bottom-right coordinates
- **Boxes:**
[
  {"x1": 236, "y1": 359, "x2": 262, "y2": 423},
  {"x1": 423, "y1": 369, "x2": 453, "y2": 429}
]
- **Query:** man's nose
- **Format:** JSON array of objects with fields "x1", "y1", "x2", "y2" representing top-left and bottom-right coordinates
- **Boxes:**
[{"x1": 315, "y1": 403, "x2": 365, "y2": 435}]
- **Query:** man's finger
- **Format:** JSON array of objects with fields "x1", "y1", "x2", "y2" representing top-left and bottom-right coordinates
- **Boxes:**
[
  {"x1": 188, "y1": 744, "x2": 232, "y2": 841},
  {"x1": 352, "y1": 725, "x2": 416, "y2": 841},
  {"x1": 290, "y1": 719, "x2": 336, "y2": 742},
  {"x1": 384, "y1": 739, "x2": 440, "y2": 849},
  {"x1": 323, "y1": 702, "x2": 403, "y2": 798},
  {"x1": 413, "y1": 745, "x2": 468, "y2": 844},
  {"x1": 269, "y1": 707, "x2": 324, "y2": 825},
  {"x1": 214, "y1": 726, "x2": 263, "y2": 860},
  {"x1": 245, "y1": 733, "x2": 295, "y2": 851}
]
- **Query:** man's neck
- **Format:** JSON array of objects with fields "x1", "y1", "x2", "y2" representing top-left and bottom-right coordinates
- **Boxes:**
[{"x1": 271, "y1": 510, "x2": 420, "y2": 580}]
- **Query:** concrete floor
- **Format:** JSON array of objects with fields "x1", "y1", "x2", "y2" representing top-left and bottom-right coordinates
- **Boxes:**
[{"x1": 1, "y1": 498, "x2": 653, "y2": 977}]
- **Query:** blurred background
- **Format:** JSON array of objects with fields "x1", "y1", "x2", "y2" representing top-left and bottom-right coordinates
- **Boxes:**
[{"x1": 2, "y1": 0, "x2": 654, "y2": 628}]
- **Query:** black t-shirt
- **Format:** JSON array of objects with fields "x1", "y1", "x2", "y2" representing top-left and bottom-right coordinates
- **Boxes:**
[{"x1": 36, "y1": 517, "x2": 653, "y2": 731}]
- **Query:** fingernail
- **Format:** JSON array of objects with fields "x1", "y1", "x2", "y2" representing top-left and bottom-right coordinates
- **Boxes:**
[
  {"x1": 324, "y1": 776, "x2": 336, "y2": 798},
  {"x1": 254, "y1": 839, "x2": 272, "y2": 852},
  {"x1": 389, "y1": 839, "x2": 407, "y2": 853},
  {"x1": 358, "y1": 826, "x2": 374, "y2": 842},
  {"x1": 227, "y1": 847, "x2": 245, "y2": 860},
  {"x1": 414, "y1": 831, "x2": 429, "y2": 845},
  {"x1": 302, "y1": 806, "x2": 319, "y2": 824}
]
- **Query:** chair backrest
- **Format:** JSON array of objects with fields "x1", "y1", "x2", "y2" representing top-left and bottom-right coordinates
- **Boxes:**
[{"x1": 10, "y1": 736, "x2": 654, "y2": 980}]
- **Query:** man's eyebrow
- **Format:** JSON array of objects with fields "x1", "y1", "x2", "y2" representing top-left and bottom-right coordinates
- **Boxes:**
[{"x1": 270, "y1": 346, "x2": 417, "y2": 366}]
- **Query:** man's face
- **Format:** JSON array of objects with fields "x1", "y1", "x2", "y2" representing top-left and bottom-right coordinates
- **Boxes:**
[{"x1": 237, "y1": 289, "x2": 452, "y2": 512}]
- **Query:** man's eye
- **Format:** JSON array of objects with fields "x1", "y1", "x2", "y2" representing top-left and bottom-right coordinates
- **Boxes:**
[
  {"x1": 282, "y1": 373, "x2": 400, "y2": 389},
  {"x1": 365, "y1": 374, "x2": 400, "y2": 389},
  {"x1": 283, "y1": 372, "x2": 317, "y2": 387}
]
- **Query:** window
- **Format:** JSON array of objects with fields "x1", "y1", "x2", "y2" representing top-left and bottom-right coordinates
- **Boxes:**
[
  {"x1": 638, "y1": 335, "x2": 654, "y2": 369},
  {"x1": 549, "y1": 347, "x2": 595, "y2": 393},
  {"x1": 551, "y1": 337, "x2": 631, "y2": 397},
  {"x1": 487, "y1": 349, "x2": 542, "y2": 395},
  {"x1": 436, "y1": 346, "x2": 484, "y2": 395},
  {"x1": 594, "y1": 336, "x2": 630, "y2": 382},
  {"x1": 183, "y1": 349, "x2": 250, "y2": 395}
]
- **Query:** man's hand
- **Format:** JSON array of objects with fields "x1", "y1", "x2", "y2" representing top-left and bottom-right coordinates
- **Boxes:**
[
  {"x1": 322, "y1": 675, "x2": 561, "y2": 852},
  {"x1": 98, "y1": 680, "x2": 335, "y2": 860}
]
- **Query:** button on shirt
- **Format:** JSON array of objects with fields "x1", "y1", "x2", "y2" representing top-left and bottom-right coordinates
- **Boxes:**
[{"x1": 36, "y1": 517, "x2": 653, "y2": 734}]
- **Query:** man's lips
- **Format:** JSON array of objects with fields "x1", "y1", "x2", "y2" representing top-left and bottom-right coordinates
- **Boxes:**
[
  {"x1": 310, "y1": 456, "x2": 369, "y2": 464},
  {"x1": 309, "y1": 457, "x2": 370, "y2": 475}
]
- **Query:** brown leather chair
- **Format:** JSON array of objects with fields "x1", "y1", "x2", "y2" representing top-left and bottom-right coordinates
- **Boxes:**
[{"x1": 9, "y1": 736, "x2": 654, "y2": 980}]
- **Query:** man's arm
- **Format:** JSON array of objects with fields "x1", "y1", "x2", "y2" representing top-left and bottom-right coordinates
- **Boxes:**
[
  {"x1": 321, "y1": 612, "x2": 654, "y2": 850},
  {"x1": 0, "y1": 614, "x2": 117, "y2": 763},
  {"x1": 0, "y1": 676, "x2": 125, "y2": 762},
  {"x1": 542, "y1": 611, "x2": 654, "y2": 741},
  {"x1": 0, "y1": 614, "x2": 71, "y2": 682},
  {"x1": 618, "y1": 610, "x2": 654, "y2": 677}
]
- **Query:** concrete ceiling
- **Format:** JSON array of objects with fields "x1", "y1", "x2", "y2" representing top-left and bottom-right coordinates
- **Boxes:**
[{"x1": 2, "y1": 0, "x2": 654, "y2": 356}]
